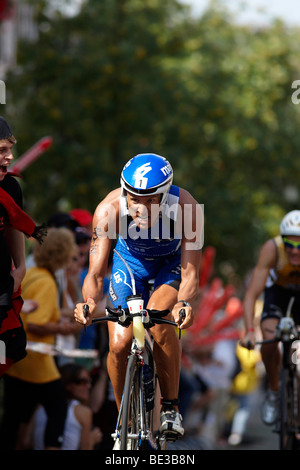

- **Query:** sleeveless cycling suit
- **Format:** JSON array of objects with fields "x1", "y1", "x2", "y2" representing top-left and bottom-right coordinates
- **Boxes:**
[
  {"x1": 108, "y1": 185, "x2": 182, "y2": 308},
  {"x1": 262, "y1": 235, "x2": 300, "y2": 323},
  {"x1": 266, "y1": 235, "x2": 300, "y2": 290}
]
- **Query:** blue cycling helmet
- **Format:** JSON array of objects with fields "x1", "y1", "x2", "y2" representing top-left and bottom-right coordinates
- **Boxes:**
[{"x1": 121, "y1": 153, "x2": 173, "y2": 205}]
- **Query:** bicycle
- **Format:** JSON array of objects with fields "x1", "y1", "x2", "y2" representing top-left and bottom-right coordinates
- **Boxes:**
[
  {"x1": 84, "y1": 248, "x2": 185, "y2": 451},
  {"x1": 255, "y1": 297, "x2": 300, "y2": 450}
]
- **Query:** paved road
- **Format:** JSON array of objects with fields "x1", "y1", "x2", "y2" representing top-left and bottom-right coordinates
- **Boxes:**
[
  {"x1": 168, "y1": 388, "x2": 278, "y2": 451},
  {"x1": 222, "y1": 392, "x2": 278, "y2": 451}
]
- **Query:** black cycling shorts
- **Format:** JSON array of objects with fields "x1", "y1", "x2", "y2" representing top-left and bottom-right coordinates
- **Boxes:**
[{"x1": 261, "y1": 284, "x2": 300, "y2": 325}]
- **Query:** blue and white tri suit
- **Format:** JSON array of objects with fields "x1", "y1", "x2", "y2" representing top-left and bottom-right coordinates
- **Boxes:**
[{"x1": 108, "y1": 185, "x2": 182, "y2": 308}]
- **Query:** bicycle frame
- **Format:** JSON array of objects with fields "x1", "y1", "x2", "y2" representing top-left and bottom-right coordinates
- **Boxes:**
[
  {"x1": 111, "y1": 294, "x2": 158, "y2": 450},
  {"x1": 257, "y1": 296, "x2": 300, "y2": 450},
  {"x1": 91, "y1": 249, "x2": 180, "y2": 450}
]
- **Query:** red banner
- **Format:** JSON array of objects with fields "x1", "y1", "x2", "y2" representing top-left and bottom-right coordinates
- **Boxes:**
[{"x1": 9, "y1": 136, "x2": 53, "y2": 174}]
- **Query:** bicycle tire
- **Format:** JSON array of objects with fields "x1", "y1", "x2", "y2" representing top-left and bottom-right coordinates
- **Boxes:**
[
  {"x1": 279, "y1": 367, "x2": 300, "y2": 450},
  {"x1": 120, "y1": 354, "x2": 140, "y2": 450},
  {"x1": 143, "y1": 339, "x2": 159, "y2": 449},
  {"x1": 143, "y1": 338, "x2": 169, "y2": 450}
]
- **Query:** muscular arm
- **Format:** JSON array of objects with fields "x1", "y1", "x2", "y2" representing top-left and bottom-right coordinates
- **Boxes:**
[
  {"x1": 173, "y1": 188, "x2": 203, "y2": 328},
  {"x1": 240, "y1": 239, "x2": 276, "y2": 347},
  {"x1": 75, "y1": 189, "x2": 120, "y2": 324},
  {"x1": 243, "y1": 239, "x2": 276, "y2": 330}
]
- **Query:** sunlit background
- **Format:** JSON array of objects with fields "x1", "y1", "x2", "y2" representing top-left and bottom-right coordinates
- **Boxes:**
[{"x1": 1, "y1": 0, "x2": 300, "y2": 285}]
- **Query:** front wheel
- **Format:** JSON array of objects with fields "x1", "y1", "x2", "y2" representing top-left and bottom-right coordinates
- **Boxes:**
[{"x1": 120, "y1": 354, "x2": 141, "y2": 450}]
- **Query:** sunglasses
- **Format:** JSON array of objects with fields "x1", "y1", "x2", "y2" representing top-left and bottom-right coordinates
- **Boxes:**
[
  {"x1": 73, "y1": 377, "x2": 91, "y2": 385},
  {"x1": 282, "y1": 237, "x2": 300, "y2": 250}
]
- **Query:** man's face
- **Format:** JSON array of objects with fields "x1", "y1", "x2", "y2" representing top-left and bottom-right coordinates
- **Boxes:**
[
  {"x1": 0, "y1": 140, "x2": 14, "y2": 181},
  {"x1": 283, "y1": 235, "x2": 300, "y2": 266},
  {"x1": 126, "y1": 192, "x2": 161, "y2": 229}
]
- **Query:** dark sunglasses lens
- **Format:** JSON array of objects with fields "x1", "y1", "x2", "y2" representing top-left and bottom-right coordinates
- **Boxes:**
[
  {"x1": 74, "y1": 378, "x2": 90, "y2": 385},
  {"x1": 284, "y1": 241, "x2": 300, "y2": 250}
]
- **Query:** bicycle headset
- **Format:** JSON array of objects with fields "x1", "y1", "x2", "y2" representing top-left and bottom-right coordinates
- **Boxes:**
[{"x1": 120, "y1": 153, "x2": 173, "y2": 206}]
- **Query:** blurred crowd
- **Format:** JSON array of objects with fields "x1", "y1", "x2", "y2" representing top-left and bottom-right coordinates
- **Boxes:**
[
  {"x1": 0, "y1": 208, "x2": 116, "y2": 450},
  {"x1": 0, "y1": 207, "x2": 263, "y2": 450},
  {"x1": 178, "y1": 329, "x2": 262, "y2": 448}
]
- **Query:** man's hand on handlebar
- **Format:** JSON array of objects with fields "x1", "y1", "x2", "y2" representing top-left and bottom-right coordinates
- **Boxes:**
[
  {"x1": 172, "y1": 302, "x2": 193, "y2": 329},
  {"x1": 240, "y1": 330, "x2": 256, "y2": 350},
  {"x1": 74, "y1": 298, "x2": 96, "y2": 326}
]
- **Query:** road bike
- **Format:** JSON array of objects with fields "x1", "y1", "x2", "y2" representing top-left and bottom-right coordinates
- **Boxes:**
[
  {"x1": 256, "y1": 297, "x2": 300, "y2": 450},
  {"x1": 84, "y1": 249, "x2": 184, "y2": 450}
]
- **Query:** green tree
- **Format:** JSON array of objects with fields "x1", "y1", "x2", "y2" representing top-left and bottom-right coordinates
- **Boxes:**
[
  {"x1": 156, "y1": 5, "x2": 300, "y2": 281},
  {"x1": 5, "y1": 0, "x2": 300, "y2": 283},
  {"x1": 7, "y1": 0, "x2": 189, "y2": 215}
]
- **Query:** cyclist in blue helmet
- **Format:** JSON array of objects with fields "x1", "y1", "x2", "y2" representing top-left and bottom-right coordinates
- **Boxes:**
[{"x1": 74, "y1": 153, "x2": 203, "y2": 439}]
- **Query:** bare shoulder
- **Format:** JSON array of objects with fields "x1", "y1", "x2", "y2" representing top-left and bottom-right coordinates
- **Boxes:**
[
  {"x1": 257, "y1": 238, "x2": 277, "y2": 269},
  {"x1": 94, "y1": 188, "x2": 121, "y2": 220},
  {"x1": 74, "y1": 403, "x2": 92, "y2": 425},
  {"x1": 178, "y1": 187, "x2": 199, "y2": 205}
]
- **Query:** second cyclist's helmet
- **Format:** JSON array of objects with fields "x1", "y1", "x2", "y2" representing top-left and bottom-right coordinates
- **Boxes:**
[
  {"x1": 121, "y1": 153, "x2": 173, "y2": 205},
  {"x1": 280, "y1": 210, "x2": 300, "y2": 236}
]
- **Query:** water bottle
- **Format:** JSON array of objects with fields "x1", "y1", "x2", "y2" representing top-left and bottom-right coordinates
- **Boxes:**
[{"x1": 143, "y1": 364, "x2": 154, "y2": 411}]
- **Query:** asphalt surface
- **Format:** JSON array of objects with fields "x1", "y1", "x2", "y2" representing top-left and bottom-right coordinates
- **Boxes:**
[
  {"x1": 222, "y1": 393, "x2": 278, "y2": 451},
  {"x1": 168, "y1": 388, "x2": 278, "y2": 451}
]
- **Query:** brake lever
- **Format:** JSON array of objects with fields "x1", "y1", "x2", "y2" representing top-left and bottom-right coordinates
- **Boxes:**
[
  {"x1": 83, "y1": 304, "x2": 89, "y2": 335},
  {"x1": 178, "y1": 308, "x2": 186, "y2": 339}
]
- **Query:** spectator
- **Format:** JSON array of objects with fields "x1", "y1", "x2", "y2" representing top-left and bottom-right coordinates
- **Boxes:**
[
  {"x1": 227, "y1": 343, "x2": 261, "y2": 446},
  {"x1": 189, "y1": 339, "x2": 237, "y2": 443},
  {"x1": 70, "y1": 208, "x2": 93, "y2": 237},
  {"x1": 77, "y1": 243, "x2": 114, "y2": 354},
  {"x1": 46, "y1": 211, "x2": 80, "y2": 307},
  {"x1": 47, "y1": 212, "x2": 78, "y2": 232},
  {"x1": 33, "y1": 363, "x2": 102, "y2": 450},
  {"x1": 56, "y1": 243, "x2": 83, "y2": 366},
  {"x1": 90, "y1": 355, "x2": 117, "y2": 450},
  {"x1": 0, "y1": 116, "x2": 46, "y2": 376},
  {"x1": 74, "y1": 227, "x2": 91, "y2": 286},
  {"x1": 0, "y1": 227, "x2": 78, "y2": 450},
  {"x1": 178, "y1": 363, "x2": 215, "y2": 432},
  {"x1": 65, "y1": 244, "x2": 83, "y2": 306}
]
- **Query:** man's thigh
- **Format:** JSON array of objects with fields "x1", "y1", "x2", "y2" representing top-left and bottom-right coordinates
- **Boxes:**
[
  {"x1": 261, "y1": 317, "x2": 279, "y2": 340},
  {"x1": 147, "y1": 283, "x2": 178, "y2": 311}
]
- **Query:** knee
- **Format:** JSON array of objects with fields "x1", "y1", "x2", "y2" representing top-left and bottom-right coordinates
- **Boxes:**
[
  {"x1": 261, "y1": 319, "x2": 279, "y2": 340},
  {"x1": 109, "y1": 338, "x2": 130, "y2": 363},
  {"x1": 153, "y1": 325, "x2": 171, "y2": 346}
]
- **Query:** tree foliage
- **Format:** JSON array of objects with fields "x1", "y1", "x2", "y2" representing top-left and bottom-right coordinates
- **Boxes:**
[{"x1": 5, "y1": 0, "x2": 300, "y2": 283}]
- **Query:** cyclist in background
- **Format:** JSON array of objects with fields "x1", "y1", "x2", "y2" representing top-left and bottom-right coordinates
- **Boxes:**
[
  {"x1": 75, "y1": 153, "x2": 202, "y2": 438},
  {"x1": 241, "y1": 210, "x2": 300, "y2": 425}
]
